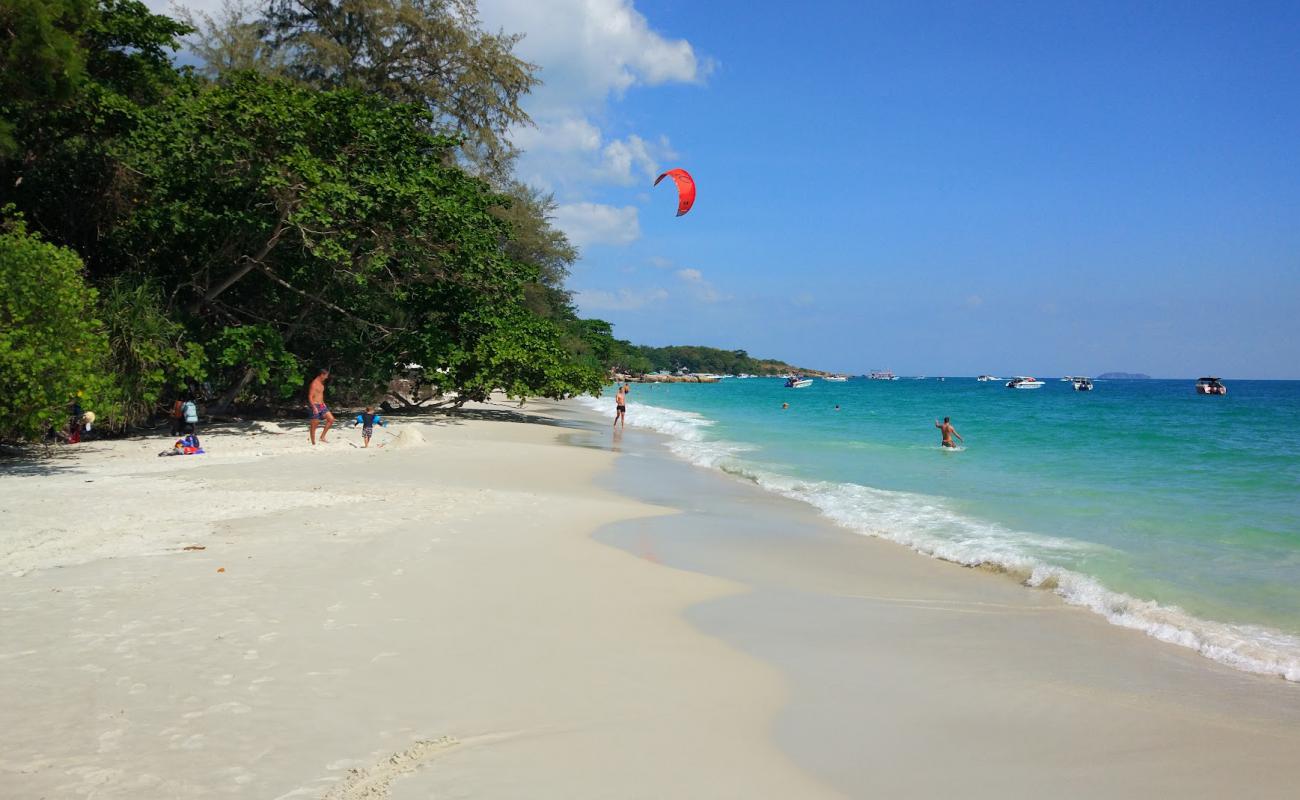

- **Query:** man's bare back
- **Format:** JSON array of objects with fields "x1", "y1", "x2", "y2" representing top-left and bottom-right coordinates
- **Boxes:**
[{"x1": 935, "y1": 417, "x2": 962, "y2": 448}]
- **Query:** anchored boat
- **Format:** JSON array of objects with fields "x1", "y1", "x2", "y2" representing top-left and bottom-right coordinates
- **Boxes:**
[
  {"x1": 1196, "y1": 377, "x2": 1227, "y2": 395},
  {"x1": 1006, "y1": 376, "x2": 1045, "y2": 389}
]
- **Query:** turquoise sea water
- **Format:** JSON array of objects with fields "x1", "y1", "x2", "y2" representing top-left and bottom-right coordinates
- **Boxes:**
[{"x1": 582, "y1": 378, "x2": 1300, "y2": 680}]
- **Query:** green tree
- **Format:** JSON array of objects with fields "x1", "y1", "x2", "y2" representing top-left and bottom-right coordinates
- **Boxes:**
[
  {"x1": 0, "y1": 0, "x2": 192, "y2": 257},
  {"x1": 0, "y1": 0, "x2": 96, "y2": 153},
  {"x1": 109, "y1": 72, "x2": 592, "y2": 406},
  {"x1": 0, "y1": 211, "x2": 115, "y2": 441},
  {"x1": 185, "y1": 0, "x2": 538, "y2": 177},
  {"x1": 99, "y1": 277, "x2": 206, "y2": 427}
]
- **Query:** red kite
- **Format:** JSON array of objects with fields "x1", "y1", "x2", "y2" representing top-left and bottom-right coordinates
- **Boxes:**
[{"x1": 654, "y1": 168, "x2": 696, "y2": 216}]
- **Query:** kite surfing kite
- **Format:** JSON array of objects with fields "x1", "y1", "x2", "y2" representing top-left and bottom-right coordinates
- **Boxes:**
[{"x1": 654, "y1": 168, "x2": 696, "y2": 217}]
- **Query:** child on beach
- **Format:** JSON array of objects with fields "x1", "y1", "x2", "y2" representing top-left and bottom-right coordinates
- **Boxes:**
[{"x1": 350, "y1": 406, "x2": 387, "y2": 447}]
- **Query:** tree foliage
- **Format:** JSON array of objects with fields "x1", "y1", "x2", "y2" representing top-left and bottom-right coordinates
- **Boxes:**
[
  {"x1": 0, "y1": 212, "x2": 116, "y2": 441},
  {"x1": 185, "y1": 0, "x2": 538, "y2": 177},
  {"x1": 99, "y1": 277, "x2": 206, "y2": 426}
]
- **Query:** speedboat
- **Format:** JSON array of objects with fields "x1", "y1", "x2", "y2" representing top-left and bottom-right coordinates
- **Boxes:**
[
  {"x1": 785, "y1": 376, "x2": 813, "y2": 389},
  {"x1": 1196, "y1": 377, "x2": 1227, "y2": 395},
  {"x1": 823, "y1": 375, "x2": 848, "y2": 382},
  {"x1": 1006, "y1": 376, "x2": 1045, "y2": 389},
  {"x1": 1072, "y1": 377, "x2": 1094, "y2": 392},
  {"x1": 1060, "y1": 376, "x2": 1073, "y2": 382},
  {"x1": 976, "y1": 375, "x2": 998, "y2": 382},
  {"x1": 868, "y1": 370, "x2": 898, "y2": 381}
]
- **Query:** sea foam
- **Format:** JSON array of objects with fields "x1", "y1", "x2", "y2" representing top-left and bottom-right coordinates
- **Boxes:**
[{"x1": 581, "y1": 395, "x2": 1300, "y2": 682}]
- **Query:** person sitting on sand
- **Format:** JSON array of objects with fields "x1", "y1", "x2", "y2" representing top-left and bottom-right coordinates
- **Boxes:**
[
  {"x1": 307, "y1": 368, "x2": 335, "y2": 444},
  {"x1": 935, "y1": 416, "x2": 963, "y2": 448},
  {"x1": 350, "y1": 406, "x2": 387, "y2": 448},
  {"x1": 613, "y1": 384, "x2": 628, "y2": 429}
]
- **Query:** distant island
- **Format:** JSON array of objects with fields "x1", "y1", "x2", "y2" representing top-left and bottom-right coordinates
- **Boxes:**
[
  {"x1": 1096, "y1": 372, "x2": 1151, "y2": 380},
  {"x1": 612, "y1": 344, "x2": 825, "y2": 380}
]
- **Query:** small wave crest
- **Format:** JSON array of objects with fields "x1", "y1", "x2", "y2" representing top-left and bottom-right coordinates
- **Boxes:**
[
  {"x1": 576, "y1": 395, "x2": 755, "y2": 468},
  {"x1": 578, "y1": 394, "x2": 1300, "y2": 682}
]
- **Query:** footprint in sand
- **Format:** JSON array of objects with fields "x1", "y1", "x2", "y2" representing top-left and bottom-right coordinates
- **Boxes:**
[{"x1": 320, "y1": 736, "x2": 460, "y2": 800}]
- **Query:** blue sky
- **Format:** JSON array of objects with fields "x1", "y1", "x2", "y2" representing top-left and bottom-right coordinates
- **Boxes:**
[
  {"x1": 165, "y1": 1, "x2": 1300, "y2": 378},
  {"x1": 482, "y1": 0, "x2": 1300, "y2": 378}
]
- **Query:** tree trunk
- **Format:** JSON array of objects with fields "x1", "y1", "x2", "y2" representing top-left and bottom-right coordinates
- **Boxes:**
[{"x1": 208, "y1": 365, "x2": 258, "y2": 415}]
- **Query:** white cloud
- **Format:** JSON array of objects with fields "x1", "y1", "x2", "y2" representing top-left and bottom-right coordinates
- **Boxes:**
[
  {"x1": 510, "y1": 117, "x2": 603, "y2": 154},
  {"x1": 551, "y1": 203, "x2": 641, "y2": 247},
  {"x1": 575, "y1": 287, "x2": 669, "y2": 311},
  {"x1": 599, "y1": 134, "x2": 664, "y2": 184},
  {"x1": 675, "y1": 267, "x2": 726, "y2": 303},
  {"x1": 480, "y1": 0, "x2": 708, "y2": 202},
  {"x1": 480, "y1": 0, "x2": 710, "y2": 115}
]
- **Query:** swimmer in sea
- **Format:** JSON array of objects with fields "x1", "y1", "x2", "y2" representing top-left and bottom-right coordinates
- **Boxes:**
[{"x1": 935, "y1": 416, "x2": 963, "y2": 448}]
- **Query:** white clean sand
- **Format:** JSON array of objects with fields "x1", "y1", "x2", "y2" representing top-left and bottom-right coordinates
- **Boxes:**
[{"x1": 0, "y1": 406, "x2": 835, "y2": 798}]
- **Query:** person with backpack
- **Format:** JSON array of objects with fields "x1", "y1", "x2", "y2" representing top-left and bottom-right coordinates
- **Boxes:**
[{"x1": 180, "y1": 396, "x2": 200, "y2": 442}]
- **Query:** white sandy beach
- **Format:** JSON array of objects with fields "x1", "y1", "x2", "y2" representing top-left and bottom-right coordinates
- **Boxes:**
[
  {"x1": 0, "y1": 406, "x2": 832, "y2": 798},
  {"x1": 3, "y1": 400, "x2": 1300, "y2": 798}
]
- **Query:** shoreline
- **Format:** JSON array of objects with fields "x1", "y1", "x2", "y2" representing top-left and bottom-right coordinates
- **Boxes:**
[
  {"x1": 578, "y1": 410, "x2": 1300, "y2": 796},
  {"x1": 578, "y1": 392, "x2": 1300, "y2": 683}
]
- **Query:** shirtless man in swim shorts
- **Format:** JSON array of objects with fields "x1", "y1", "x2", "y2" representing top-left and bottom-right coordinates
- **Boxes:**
[
  {"x1": 308, "y1": 368, "x2": 335, "y2": 444},
  {"x1": 935, "y1": 416, "x2": 963, "y2": 448},
  {"x1": 613, "y1": 384, "x2": 627, "y2": 429}
]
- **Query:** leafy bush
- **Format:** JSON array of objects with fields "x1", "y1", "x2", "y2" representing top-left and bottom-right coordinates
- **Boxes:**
[
  {"x1": 0, "y1": 211, "x2": 115, "y2": 441},
  {"x1": 206, "y1": 324, "x2": 303, "y2": 404},
  {"x1": 99, "y1": 276, "x2": 205, "y2": 427}
]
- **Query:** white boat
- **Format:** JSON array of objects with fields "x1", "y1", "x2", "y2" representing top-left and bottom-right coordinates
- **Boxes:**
[
  {"x1": 823, "y1": 375, "x2": 848, "y2": 382},
  {"x1": 785, "y1": 377, "x2": 813, "y2": 389},
  {"x1": 1060, "y1": 376, "x2": 1073, "y2": 382},
  {"x1": 976, "y1": 375, "x2": 998, "y2": 382},
  {"x1": 1072, "y1": 377, "x2": 1094, "y2": 392},
  {"x1": 868, "y1": 370, "x2": 898, "y2": 381},
  {"x1": 1196, "y1": 377, "x2": 1227, "y2": 395},
  {"x1": 1006, "y1": 376, "x2": 1045, "y2": 389}
]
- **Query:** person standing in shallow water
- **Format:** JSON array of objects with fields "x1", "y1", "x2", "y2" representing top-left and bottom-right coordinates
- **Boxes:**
[
  {"x1": 935, "y1": 416, "x2": 963, "y2": 448},
  {"x1": 308, "y1": 368, "x2": 335, "y2": 444},
  {"x1": 613, "y1": 384, "x2": 628, "y2": 429}
]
